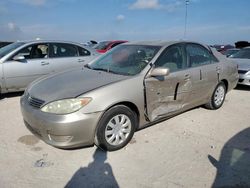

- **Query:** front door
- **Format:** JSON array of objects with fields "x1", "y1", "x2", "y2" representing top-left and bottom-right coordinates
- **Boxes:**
[
  {"x1": 144, "y1": 44, "x2": 193, "y2": 121},
  {"x1": 3, "y1": 43, "x2": 51, "y2": 91}
]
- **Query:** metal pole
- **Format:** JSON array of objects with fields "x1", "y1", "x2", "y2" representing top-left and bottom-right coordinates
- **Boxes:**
[{"x1": 184, "y1": 0, "x2": 189, "y2": 39}]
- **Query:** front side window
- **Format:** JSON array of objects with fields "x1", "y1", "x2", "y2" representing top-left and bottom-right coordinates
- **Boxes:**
[
  {"x1": 186, "y1": 44, "x2": 212, "y2": 67},
  {"x1": 88, "y1": 45, "x2": 160, "y2": 76},
  {"x1": 50, "y1": 43, "x2": 78, "y2": 58},
  {"x1": 154, "y1": 45, "x2": 186, "y2": 72},
  {"x1": 13, "y1": 44, "x2": 48, "y2": 60}
]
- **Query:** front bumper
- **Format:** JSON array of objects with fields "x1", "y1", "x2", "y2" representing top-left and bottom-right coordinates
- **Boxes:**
[
  {"x1": 20, "y1": 95, "x2": 103, "y2": 149},
  {"x1": 238, "y1": 73, "x2": 250, "y2": 86}
]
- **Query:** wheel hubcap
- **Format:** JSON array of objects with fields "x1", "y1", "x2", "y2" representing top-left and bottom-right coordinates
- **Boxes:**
[
  {"x1": 214, "y1": 85, "x2": 225, "y2": 106},
  {"x1": 105, "y1": 114, "x2": 132, "y2": 146}
]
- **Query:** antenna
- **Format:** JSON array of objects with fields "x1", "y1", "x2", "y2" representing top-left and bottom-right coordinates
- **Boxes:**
[{"x1": 184, "y1": 0, "x2": 190, "y2": 39}]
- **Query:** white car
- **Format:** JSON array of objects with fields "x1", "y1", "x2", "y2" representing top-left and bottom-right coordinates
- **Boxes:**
[
  {"x1": 0, "y1": 40, "x2": 100, "y2": 94},
  {"x1": 229, "y1": 47, "x2": 250, "y2": 86}
]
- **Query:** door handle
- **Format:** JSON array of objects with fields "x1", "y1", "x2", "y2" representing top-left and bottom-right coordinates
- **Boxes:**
[
  {"x1": 41, "y1": 62, "x2": 49, "y2": 66},
  {"x1": 184, "y1": 74, "x2": 191, "y2": 80},
  {"x1": 78, "y1": 59, "x2": 85, "y2": 63}
]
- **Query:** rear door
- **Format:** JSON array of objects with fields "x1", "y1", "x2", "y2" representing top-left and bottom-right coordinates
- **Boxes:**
[
  {"x1": 49, "y1": 43, "x2": 93, "y2": 72},
  {"x1": 185, "y1": 43, "x2": 220, "y2": 104},
  {"x1": 3, "y1": 43, "x2": 51, "y2": 91},
  {"x1": 144, "y1": 44, "x2": 193, "y2": 121}
]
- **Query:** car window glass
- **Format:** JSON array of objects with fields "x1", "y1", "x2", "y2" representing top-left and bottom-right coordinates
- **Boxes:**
[
  {"x1": 78, "y1": 46, "x2": 90, "y2": 56},
  {"x1": 94, "y1": 41, "x2": 110, "y2": 50},
  {"x1": 89, "y1": 45, "x2": 160, "y2": 76},
  {"x1": 0, "y1": 42, "x2": 25, "y2": 58},
  {"x1": 231, "y1": 48, "x2": 250, "y2": 59},
  {"x1": 50, "y1": 43, "x2": 78, "y2": 58},
  {"x1": 154, "y1": 45, "x2": 186, "y2": 72},
  {"x1": 13, "y1": 44, "x2": 48, "y2": 60},
  {"x1": 111, "y1": 43, "x2": 122, "y2": 49},
  {"x1": 186, "y1": 44, "x2": 212, "y2": 67}
]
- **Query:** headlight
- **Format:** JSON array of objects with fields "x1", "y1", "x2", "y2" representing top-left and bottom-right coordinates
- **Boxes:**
[
  {"x1": 246, "y1": 71, "x2": 250, "y2": 75},
  {"x1": 41, "y1": 98, "x2": 92, "y2": 114}
]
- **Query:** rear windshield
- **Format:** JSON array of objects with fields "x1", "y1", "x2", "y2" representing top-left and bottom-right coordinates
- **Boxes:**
[
  {"x1": 230, "y1": 48, "x2": 250, "y2": 59},
  {"x1": 94, "y1": 41, "x2": 110, "y2": 50}
]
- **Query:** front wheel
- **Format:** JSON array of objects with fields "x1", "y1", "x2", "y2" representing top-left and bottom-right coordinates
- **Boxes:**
[
  {"x1": 95, "y1": 105, "x2": 137, "y2": 151},
  {"x1": 205, "y1": 82, "x2": 226, "y2": 110}
]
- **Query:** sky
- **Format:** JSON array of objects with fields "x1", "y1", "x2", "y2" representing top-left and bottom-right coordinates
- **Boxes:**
[{"x1": 0, "y1": 0, "x2": 249, "y2": 45}]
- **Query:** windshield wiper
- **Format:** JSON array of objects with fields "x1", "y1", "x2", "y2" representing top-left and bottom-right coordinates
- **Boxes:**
[
  {"x1": 91, "y1": 67, "x2": 118, "y2": 74},
  {"x1": 84, "y1": 64, "x2": 92, "y2": 69},
  {"x1": 91, "y1": 67, "x2": 132, "y2": 76}
]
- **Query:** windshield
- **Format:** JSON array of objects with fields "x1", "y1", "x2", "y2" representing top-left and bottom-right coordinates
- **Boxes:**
[
  {"x1": 94, "y1": 41, "x2": 111, "y2": 50},
  {"x1": 87, "y1": 44, "x2": 161, "y2": 76},
  {"x1": 0, "y1": 42, "x2": 25, "y2": 58},
  {"x1": 230, "y1": 48, "x2": 250, "y2": 59}
]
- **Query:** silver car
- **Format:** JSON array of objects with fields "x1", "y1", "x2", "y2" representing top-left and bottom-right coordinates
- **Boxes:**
[
  {"x1": 20, "y1": 41, "x2": 238, "y2": 151},
  {"x1": 229, "y1": 47, "x2": 250, "y2": 86},
  {"x1": 0, "y1": 40, "x2": 100, "y2": 94}
]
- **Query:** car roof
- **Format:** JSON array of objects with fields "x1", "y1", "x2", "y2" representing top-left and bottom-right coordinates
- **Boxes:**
[
  {"x1": 16, "y1": 40, "x2": 85, "y2": 46},
  {"x1": 123, "y1": 40, "x2": 209, "y2": 48}
]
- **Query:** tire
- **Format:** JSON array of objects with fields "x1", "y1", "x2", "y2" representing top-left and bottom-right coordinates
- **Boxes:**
[
  {"x1": 95, "y1": 105, "x2": 137, "y2": 151},
  {"x1": 205, "y1": 82, "x2": 226, "y2": 110}
]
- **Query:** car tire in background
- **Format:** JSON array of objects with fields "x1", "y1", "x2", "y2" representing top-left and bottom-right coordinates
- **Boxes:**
[
  {"x1": 205, "y1": 82, "x2": 226, "y2": 110},
  {"x1": 95, "y1": 105, "x2": 137, "y2": 151}
]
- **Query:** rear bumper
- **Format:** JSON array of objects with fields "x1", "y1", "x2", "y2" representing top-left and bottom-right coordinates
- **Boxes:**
[{"x1": 20, "y1": 95, "x2": 103, "y2": 148}]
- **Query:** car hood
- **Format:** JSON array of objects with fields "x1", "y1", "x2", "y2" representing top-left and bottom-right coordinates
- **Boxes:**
[
  {"x1": 27, "y1": 68, "x2": 129, "y2": 102},
  {"x1": 230, "y1": 58, "x2": 250, "y2": 71}
]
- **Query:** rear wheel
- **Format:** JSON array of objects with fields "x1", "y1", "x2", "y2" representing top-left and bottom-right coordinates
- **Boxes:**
[
  {"x1": 205, "y1": 82, "x2": 226, "y2": 110},
  {"x1": 95, "y1": 105, "x2": 137, "y2": 151}
]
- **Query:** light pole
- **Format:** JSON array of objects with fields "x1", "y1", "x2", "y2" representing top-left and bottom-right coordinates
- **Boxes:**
[{"x1": 184, "y1": 0, "x2": 189, "y2": 39}]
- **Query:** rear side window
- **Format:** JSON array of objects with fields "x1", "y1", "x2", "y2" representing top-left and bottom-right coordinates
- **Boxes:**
[
  {"x1": 186, "y1": 44, "x2": 216, "y2": 67},
  {"x1": 78, "y1": 46, "x2": 90, "y2": 56},
  {"x1": 50, "y1": 43, "x2": 78, "y2": 58}
]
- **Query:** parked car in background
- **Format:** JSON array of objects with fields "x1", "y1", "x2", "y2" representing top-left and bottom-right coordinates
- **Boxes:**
[
  {"x1": 83, "y1": 40, "x2": 98, "y2": 48},
  {"x1": 21, "y1": 41, "x2": 238, "y2": 151},
  {"x1": 223, "y1": 48, "x2": 240, "y2": 57},
  {"x1": 229, "y1": 47, "x2": 250, "y2": 86},
  {"x1": 94, "y1": 40, "x2": 128, "y2": 53},
  {"x1": 0, "y1": 40, "x2": 100, "y2": 94},
  {"x1": 213, "y1": 44, "x2": 234, "y2": 55}
]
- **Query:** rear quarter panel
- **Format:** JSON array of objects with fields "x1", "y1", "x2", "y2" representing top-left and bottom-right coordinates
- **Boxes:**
[{"x1": 213, "y1": 49, "x2": 239, "y2": 91}]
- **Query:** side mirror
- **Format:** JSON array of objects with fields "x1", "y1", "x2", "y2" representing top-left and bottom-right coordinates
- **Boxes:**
[
  {"x1": 13, "y1": 55, "x2": 25, "y2": 61},
  {"x1": 149, "y1": 67, "x2": 170, "y2": 77}
]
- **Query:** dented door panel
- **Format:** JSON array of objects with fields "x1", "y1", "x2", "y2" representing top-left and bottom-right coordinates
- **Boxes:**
[{"x1": 145, "y1": 70, "x2": 192, "y2": 121}]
